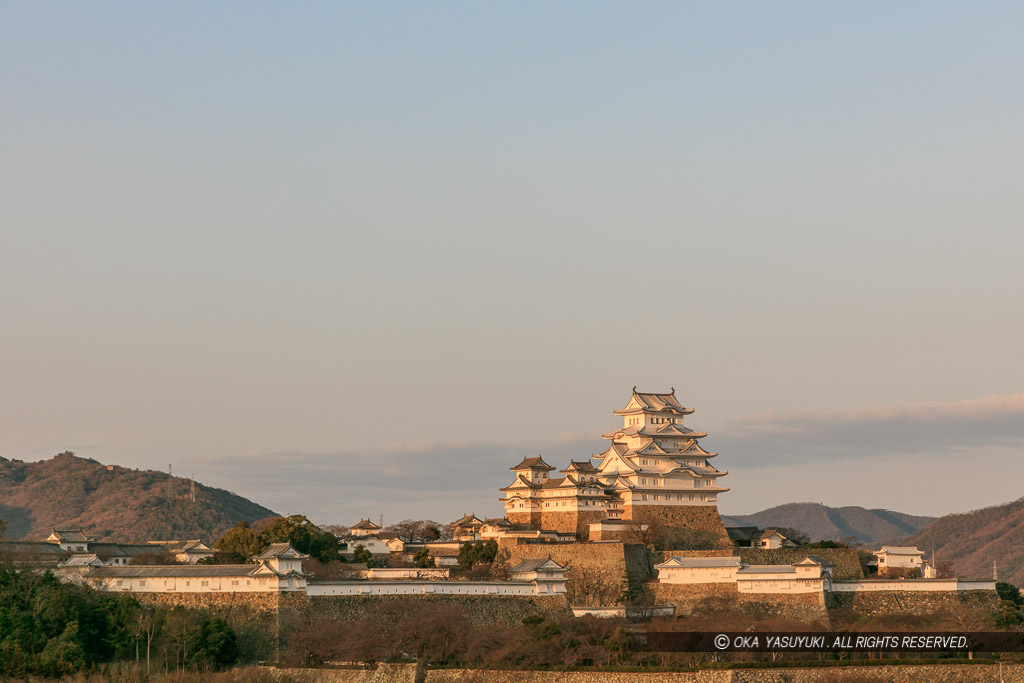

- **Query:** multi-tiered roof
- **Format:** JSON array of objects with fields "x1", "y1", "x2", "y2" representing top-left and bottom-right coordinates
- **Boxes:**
[{"x1": 593, "y1": 388, "x2": 728, "y2": 504}]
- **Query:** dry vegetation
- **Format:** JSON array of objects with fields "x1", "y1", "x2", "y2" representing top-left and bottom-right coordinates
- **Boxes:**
[{"x1": 0, "y1": 452, "x2": 276, "y2": 542}]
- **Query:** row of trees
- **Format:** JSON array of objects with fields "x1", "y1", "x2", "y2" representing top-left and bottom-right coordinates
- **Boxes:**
[
  {"x1": 0, "y1": 565, "x2": 236, "y2": 677},
  {"x1": 212, "y1": 515, "x2": 341, "y2": 563},
  {"x1": 213, "y1": 516, "x2": 452, "y2": 565}
]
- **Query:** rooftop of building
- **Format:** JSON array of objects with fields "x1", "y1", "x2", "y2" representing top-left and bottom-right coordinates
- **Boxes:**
[
  {"x1": 614, "y1": 388, "x2": 695, "y2": 416},
  {"x1": 876, "y1": 546, "x2": 924, "y2": 555},
  {"x1": 510, "y1": 456, "x2": 556, "y2": 471}
]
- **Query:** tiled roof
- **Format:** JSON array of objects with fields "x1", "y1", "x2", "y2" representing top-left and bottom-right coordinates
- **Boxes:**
[
  {"x1": 449, "y1": 514, "x2": 485, "y2": 528},
  {"x1": 736, "y1": 565, "x2": 797, "y2": 575},
  {"x1": 50, "y1": 529, "x2": 91, "y2": 542},
  {"x1": 0, "y1": 541, "x2": 64, "y2": 555},
  {"x1": 89, "y1": 565, "x2": 258, "y2": 578},
  {"x1": 89, "y1": 543, "x2": 163, "y2": 561},
  {"x1": 614, "y1": 389, "x2": 694, "y2": 415},
  {"x1": 253, "y1": 543, "x2": 310, "y2": 560},
  {"x1": 351, "y1": 519, "x2": 381, "y2": 530},
  {"x1": 510, "y1": 456, "x2": 555, "y2": 471},
  {"x1": 656, "y1": 556, "x2": 743, "y2": 569},
  {"x1": 510, "y1": 557, "x2": 566, "y2": 573},
  {"x1": 61, "y1": 554, "x2": 103, "y2": 567},
  {"x1": 877, "y1": 546, "x2": 923, "y2": 556}
]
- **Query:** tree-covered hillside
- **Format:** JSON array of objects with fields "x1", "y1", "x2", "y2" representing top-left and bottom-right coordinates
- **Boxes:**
[
  {"x1": 908, "y1": 497, "x2": 1024, "y2": 586},
  {"x1": 0, "y1": 452, "x2": 277, "y2": 542},
  {"x1": 722, "y1": 502, "x2": 934, "y2": 547}
]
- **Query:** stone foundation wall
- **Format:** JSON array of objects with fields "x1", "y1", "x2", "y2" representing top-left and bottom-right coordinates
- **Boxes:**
[
  {"x1": 497, "y1": 539, "x2": 649, "y2": 606},
  {"x1": 625, "y1": 505, "x2": 731, "y2": 547},
  {"x1": 738, "y1": 549, "x2": 865, "y2": 580},
  {"x1": 507, "y1": 511, "x2": 542, "y2": 528},
  {"x1": 274, "y1": 664, "x2": 1024, "y2": 683},
  {"x1": 534, "y1": 509, "x2": 607, "y2": 540},
  {"x1": 277, "y1": 592, "x2": 568, "y2": 644},
  {"x1": 655, "y1": 549, "x2": 737, "y2": 563},
  {"x1": 828, "y1": 588, "x2": 1001, "y2": 616},
  {"x1": 653, "y1": 582, "x2": 829, "y2": 625}
]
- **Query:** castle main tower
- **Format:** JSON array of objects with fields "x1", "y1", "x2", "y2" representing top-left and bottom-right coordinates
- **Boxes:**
[
  {"x1": 500, "y1": 388, "x2": 731, "y2": 544},
  {"x1": 593, "y1": 388, "x2": 730, "y2": 540}
]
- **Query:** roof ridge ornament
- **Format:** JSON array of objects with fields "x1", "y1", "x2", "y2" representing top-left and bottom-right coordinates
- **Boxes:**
[{"x1": 671, "y1": 387, "x2": 675, "y2": 394}]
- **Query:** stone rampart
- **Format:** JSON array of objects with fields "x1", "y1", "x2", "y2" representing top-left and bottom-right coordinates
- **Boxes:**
[
  {"x1": 652, "y1": 582, "x2": 829, "y2": 624},
  {"x1": 737, "y1": 549, "x2": 864, "y2": 580},
  {"x1": 828, "y1": 588, "x2": 1001, "y2": 615},
  {"x1": 535, "y1": 509, "x2": 607, "y2": 540},
  {"x1": 424, "y1": 663, "x2": 1024, "y2": 682},
  {"x1": 497, "y1": 539, "x2": 650, "y2": 606},
  {"x1": 277, "y1": 592, "x2": 568, "y2": 641},
  {"x1": 625, "y1": 505, "x2": 732, "y2": 549}
]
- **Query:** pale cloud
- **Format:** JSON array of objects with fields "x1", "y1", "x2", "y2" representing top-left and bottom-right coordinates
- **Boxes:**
[
  {"x1": 180, "y1": 435, "x2": 603, "y2": 527},
  {"x1": 179, "y1": 393, "x2": 1024, "y2": 525},
  {"x1": 713, "y1": 392, "x2": 1024, "y2": 465}
]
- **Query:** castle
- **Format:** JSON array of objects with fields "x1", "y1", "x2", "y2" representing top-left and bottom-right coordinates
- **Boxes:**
[{"x1": 500, "y1": 388, "x2": 730, "y2": 541}]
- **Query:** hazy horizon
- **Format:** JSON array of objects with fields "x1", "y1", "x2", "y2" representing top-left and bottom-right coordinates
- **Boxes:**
[{"x1": 2, "y1": 3, "x2": 1022, "y2": 527}]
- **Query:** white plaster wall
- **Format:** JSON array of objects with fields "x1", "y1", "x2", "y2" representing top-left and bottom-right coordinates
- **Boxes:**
[
  {"x1": 90, "y1": 575, "x2": 281, "y2": 593},
  {"x1": 829, "y1": 580, "x2": 985, "y2": 593},
  {"x1": 657, "y1": 566, "x2": 740, "y2": 584},
  {"x1": 736, "y1": 578, "x2": 824, "y2": 594},
  {"x1": 305, "y1": 581, "x2": 551, "y2": 596}
]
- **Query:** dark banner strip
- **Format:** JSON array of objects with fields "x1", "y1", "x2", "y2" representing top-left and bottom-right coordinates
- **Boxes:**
[{"x1": 644, "y1": 631, "x2": 1024, "y2": 653}]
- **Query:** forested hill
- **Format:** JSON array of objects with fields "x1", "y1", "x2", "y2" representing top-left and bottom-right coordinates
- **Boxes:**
[
  {"x1": 907, "y1": 497, "x2": 1024, "y2": 586},
  {"x1": 0, "y1": 452, "x2": 277, "y2": 542},
  {"x1": 722, "y1": 502, "x2": 935, "y2": 547}
]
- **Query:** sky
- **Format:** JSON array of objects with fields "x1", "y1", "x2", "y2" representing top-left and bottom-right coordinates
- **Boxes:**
[{"x1": 1, "y1": 3, "x2": 1022, "y2": 526}]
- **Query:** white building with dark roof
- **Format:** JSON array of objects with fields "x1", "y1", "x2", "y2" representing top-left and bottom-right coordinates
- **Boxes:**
[
  {"x1": 501, "y1": 388, "x2": 730, "y2": 539},
  {"x1": 45, "y1": 529, "x2": 93, "y2": 552},
  {"x1": 349, "y1": 519, "x2": 382, "y2": 537},
  {"x1": 64, "y1": 543, "x2": 311, "y2": 593},
  {"x1": 655, "y1": 555, "x2": 834, "y2": 594},
  {"x1": 873, "y1": 546, "x2": 925, "y2": 576}
]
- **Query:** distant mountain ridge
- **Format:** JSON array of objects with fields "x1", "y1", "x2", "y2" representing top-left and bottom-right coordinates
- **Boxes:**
[
  {"x1": 907, "y1": 497, "x2": 1024, "y2": 586},
  {"x1": 722, "y1": 502, "x2": 935, "y2": 547},
  {"x1": 0, "y1": 452, "x2": 277, "y2": 542}
]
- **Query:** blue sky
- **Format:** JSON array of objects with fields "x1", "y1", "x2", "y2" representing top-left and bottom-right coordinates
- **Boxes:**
[{"x1": 1, "y1": 3, "x2": 1022, "y2": 525}]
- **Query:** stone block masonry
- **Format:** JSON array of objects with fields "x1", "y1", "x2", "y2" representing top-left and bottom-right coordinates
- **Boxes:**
[
  {"x1": 497, "y1": 538, "x2": 651, "y2": 606},
  {"x1": 653, "y1": 581, "x2": 829, "y2": 625},
  {"x1": 738, "y1": 548, "x2": 865, "y2": 580},
  {"x1": 626, "y1": 505, "x2": 732, "y2": 547},
  {"x1": 828, "y1": 587, "x2": 1000, "y2": 615},
  {"x1": 289, "y1": 663, "x2": 1024, "y2": 682}
]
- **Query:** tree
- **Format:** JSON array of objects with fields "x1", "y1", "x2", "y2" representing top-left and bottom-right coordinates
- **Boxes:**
[
  {"x1": 457, "y1": 540, "x2": 498, "y2": 570},
  {"x1": 352, "y1": 544, "x2": 374, "y2": 567},
  {"x1": 259, "y1": 514, "x2": 340, "y2": 563},
  {"x1": 413, "y1": 546, "x2": 435, "y2": 568},
  {"x1": 997, "y1": 582, "x2": 1023, "y2": 606},
  {"x1": 0, "y1": 517, "x2": 6, "y2": 539},
  {"x1": 777, "y1": 527, "x2": 810, "y2": 546},
  {"x1": 214, "y1": 521, "x2": 263, "y2": 562},
  {"x1": 385, "y1": 519, "x2": 450, "y2": 542}
]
